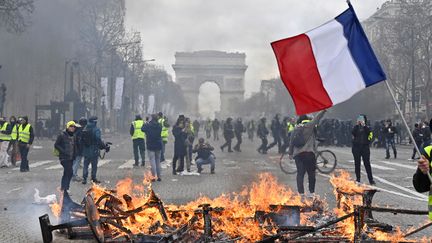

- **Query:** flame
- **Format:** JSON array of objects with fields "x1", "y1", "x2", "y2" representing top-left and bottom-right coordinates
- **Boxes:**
[
  {"x1": 330, "y1": 170, "x2": 367, "y2": 238},
  {"x1": 48, "y1": 169, "x2": 431, "y2": 242}
]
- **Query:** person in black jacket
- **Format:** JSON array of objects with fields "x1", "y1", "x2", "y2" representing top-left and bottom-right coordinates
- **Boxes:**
[
  {"x1": 257, "y1": 117, "x2": 269, "y2": 154},
  {"x1": 141, "y1": 114, "x2": 163, "y2": 181},
  {"x1": 233, "y1": 118, "x2": 245, "y2": 152},
  {"x1": 351, "y1": 114, "x2": 375, "y2": 185},
  {"x1": 72, "y1": 117, "x2": 87, "y2": 182},
  {"x1": 54, "y1": 121, "x2": 79, "y2": 191},
  {"x1": 220, "y1": 117, "x2": 234, "y2": 152},
  {"x1": 193, "y1": 138, "x2": 215, "y2": 174},
  {"x1": 411, "y1": 123, "x2": 424, "y2": 160},
  {"x1": 383, "y1": 119, "x2": 397, "y2": 159},
  {"x1": 413, "y1": 121, "x2": 432, "y2": 194},
  {"x1": 172, "y1": 116, "x2": 187, "y2": 174},
  {"x1": 267, "y1": 114, "x2": 282, "y2": 153}
]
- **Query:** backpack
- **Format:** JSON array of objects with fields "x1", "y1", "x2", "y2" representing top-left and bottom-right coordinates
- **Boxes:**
[
  {"x1": 81, "y1": 127, "x2": 95, "y2": 146},
  {"x1": 291, "y1": 126, "x2": 308, "y2": 148}
]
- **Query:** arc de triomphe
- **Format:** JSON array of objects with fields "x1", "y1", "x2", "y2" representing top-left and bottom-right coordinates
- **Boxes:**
[{"x1": 172, "y1": 50, "x2": 247, "y2": 118}]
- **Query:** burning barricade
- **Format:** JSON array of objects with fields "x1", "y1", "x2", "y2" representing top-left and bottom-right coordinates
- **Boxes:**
[{"x1": 39, "y1": 171, "x2": 431, "y2": 242}]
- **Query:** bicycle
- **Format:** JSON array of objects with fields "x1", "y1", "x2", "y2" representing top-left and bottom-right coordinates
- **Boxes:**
[{"x1": 279, "y1": 145, "x2": 337, "y2": 174}]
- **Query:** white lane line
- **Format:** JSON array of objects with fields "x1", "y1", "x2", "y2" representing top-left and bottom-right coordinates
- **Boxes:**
[
  {"x1": 119, "y1": 160, "x2": 135, "y2": 169},
  {"x1": 370, "y1": 164, "x2": 395, "y2": 171},
  {"x1": 97, "y1": 159, "x2": 111, "y2": 166},
  {"x1": 12, "y1": 160, "x2": 55, "y2": 170},
  {"x1": 319, "y1": 173, "x2": 427, "y2": 202},
  {"x1": 346, "y1": 160, "x2": 395, "y2": 171},
  {"x1": 45, "y1": 159, "x2": 112, "y2": 170},
  {"x1": 378, "y1": 160, "x2": 417, "y2": 170},
  {"x1": 364, "y1": 173, "x2": 428, "y2": 200},
  {"x1": 45, "y1": 164, "x2": 62, "y2": 170}
]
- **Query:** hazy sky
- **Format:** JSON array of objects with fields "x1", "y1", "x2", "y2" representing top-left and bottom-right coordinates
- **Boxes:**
[{"x1": 125, "y1": 0, "x2": 387, "y2": 96}]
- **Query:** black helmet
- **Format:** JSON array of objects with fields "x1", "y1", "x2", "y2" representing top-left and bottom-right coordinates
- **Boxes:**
[{"x1": 88, "y1": 116, "x2": 98, "y2": 122}]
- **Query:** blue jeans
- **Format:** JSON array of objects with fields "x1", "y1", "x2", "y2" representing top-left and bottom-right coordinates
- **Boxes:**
[
  {"x1": 72, "y1": 156, "x2": 82, "y2": 177},
  {"x1": 148, "y1": 150, "x2": 161, "y2": 179},
  {"x1": 160, "y1": 141, "x2": 166, "y2": 162},
  {"x1": 385, "y1": 138, "x2": 396, "y2": 158},
  {"x1": 196, "y1": 155, "x2": 215, "y2": 172},
  {"x1": 83, "y1": 156, "x2": 98, "y2": 181}
]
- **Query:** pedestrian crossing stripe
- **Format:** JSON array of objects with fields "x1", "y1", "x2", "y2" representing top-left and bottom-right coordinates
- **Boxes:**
[
  {"x1": 12, "y1": 160, "x2": 55, "y2": 170},
  {"x1": 347, "y1": 160, "x2": 411, "y2": 171},
  {"x1": 118, "y1": 160, "x2": 135, "y2": 169},
  {"x1": 45, "y1": 160, "x2": 112, "y2": 170},
  {"x1": 379, "y1": 161, "x2": 417, "y2": 170}
]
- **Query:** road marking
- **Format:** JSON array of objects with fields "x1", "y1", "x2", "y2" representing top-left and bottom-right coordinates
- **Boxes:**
[
  {"x1": 319, "y1": 173, "x2": 427, "y2": 202},
  {"x1": 45, "y1": 159, "x2": 112, "y2": 170},
  {"x1": 12, "y1": 160, "x2": 55, "y2": 170},
  {"x1": 370, "y1": 164, "x2": 395, "y2": 171},
  {"x1": 364, "y1": 173, "x2": 428, "y2": 200},
  {"x1": 347, "y1": 160, "x2": 395, "y2": 171},
  {"x1": 378, "y1": 160, "x2": 417, "y2": 170},
  {"x1": 119, "y1": 160, "x2": 135, "y2": 169}
]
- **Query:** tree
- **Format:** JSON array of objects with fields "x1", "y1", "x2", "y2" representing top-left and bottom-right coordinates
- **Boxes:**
[{"x1": 0, "y1": 0, "x2": 34, "y2": 33}]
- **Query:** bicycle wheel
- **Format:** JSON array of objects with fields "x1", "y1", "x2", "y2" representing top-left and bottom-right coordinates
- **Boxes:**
[
  {"x1": 316, "y1": 150, "x2": 337, "y2": 174},
  {"x1": 279, "y1": 153, "x2": 297, "y2": 174}
]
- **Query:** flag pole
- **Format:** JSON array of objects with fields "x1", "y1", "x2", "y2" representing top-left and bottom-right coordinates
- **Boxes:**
[{"x1": 384, "y1": 80, "x2": 432, "y2": 182}]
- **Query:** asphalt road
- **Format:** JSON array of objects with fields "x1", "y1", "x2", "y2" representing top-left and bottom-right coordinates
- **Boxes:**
[{"x1": 0, "y1": 132, "x2": 430, "y2": 242}]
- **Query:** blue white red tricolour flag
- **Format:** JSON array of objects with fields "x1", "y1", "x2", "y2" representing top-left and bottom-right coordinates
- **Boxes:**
[{"x1": 271, "y1": 3, "x2": 386, "y2": 115}]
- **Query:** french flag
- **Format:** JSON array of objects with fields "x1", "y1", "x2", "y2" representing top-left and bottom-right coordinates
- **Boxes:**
[{"x1": 271, "y1": 3, "x2": 386, "y2": 115}]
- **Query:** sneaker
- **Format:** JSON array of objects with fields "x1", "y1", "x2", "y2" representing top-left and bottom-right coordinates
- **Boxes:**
[
  {"x1": 141, "y1": 163, "x2": 145, "y2": 167},
  {"x1": 157, "y1": 178, "x2": 162, "y2": 182},
  {"x1": 220, "y1": 146, "x2": 224, "y2": 152},
  {"x1": 369, "y1": 181, "x2": 376, "y2": 186},
  {"x1": 133, "y1": 164, "x2": 139, "y2": 167},
  {"x1": 92, "y1": 179, "x2": 101, "y2": 184},
  {"x1": 210, "y1": 171, "x2": 215, "y2": 174},
  {"x1": 172, "y1": 171, "x2": 177, "y2": 175},
  {"x1": 197, "y1": 168, "x2": 202, "y2": 174},
  {"x1": 82, "y1": 180, "x2": 87, "y2": 185}
]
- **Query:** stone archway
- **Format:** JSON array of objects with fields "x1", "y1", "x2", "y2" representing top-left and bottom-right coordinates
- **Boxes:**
[{"x1": 172, "y1": 50, "x2": 247, "y2": 118}]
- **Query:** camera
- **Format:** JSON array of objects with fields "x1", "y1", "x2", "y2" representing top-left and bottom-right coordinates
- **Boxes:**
[{"x1": 104, "y1": 142, "x2": 112, "y2": 153}]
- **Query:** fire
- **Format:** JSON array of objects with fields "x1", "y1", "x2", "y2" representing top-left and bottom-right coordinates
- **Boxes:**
[
  {"x1": 47, "y1": 170, "x2": 432, "y2": 242},
  {"x1": 330, "y1": 170, "x2": 367, "y2": 238}
]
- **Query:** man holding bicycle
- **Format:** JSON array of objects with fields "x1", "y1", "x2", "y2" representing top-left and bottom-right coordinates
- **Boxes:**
[{"x1": 288, "y1": 110, "x2": 326, "y2": 195}]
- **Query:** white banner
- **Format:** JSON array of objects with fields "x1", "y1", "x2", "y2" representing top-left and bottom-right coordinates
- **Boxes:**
[
  {"x1": 138, "y1": 94, "x2": 144, "y2": 114},
  {"x1": 100, "y1": 77, "x2": 109, "y2": 110},
  {"x1": 147, "y1": 94, "x2": 155, "y2": 114},
  {"x1": 113, "y1": 77, "x2": 124, "y2": 110}
]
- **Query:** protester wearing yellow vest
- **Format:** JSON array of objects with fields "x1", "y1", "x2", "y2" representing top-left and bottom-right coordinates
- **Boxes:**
[
  {"x1": 7, "y1": 116, "x2": 18, "y2": 167},
  {"x1": 18, "y1": 116, "x2": 34, "y2": 172},
  {"x1": 130, "y1": 115, "x2": 146, "y2": 167},
  {"x1": 158, "y1": 112, "x2": 170, "y2": 162},
  {"x1": 413, "y1": 119, "x2": 432, "y2": 220},
  {"x1": 0, "y1": 117, "x2": 11, "y2": 168}
]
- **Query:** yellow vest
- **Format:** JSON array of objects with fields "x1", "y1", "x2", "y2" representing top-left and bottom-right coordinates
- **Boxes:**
[
  {"x1": 424, "y1": 145, "x2": 432, "y2": 220},
  {"x1": 18, "y1": 124, "x2": 32, "y2": 143},
  {"x1": 132, "y1": 120, "x2": 145, "y2": 140},
  {"x1": 158, "y1": 118, "x2": 169, "y2": 142},
  {"x1": 287, "y1": 122, "x2": 295, "y2": 132},
  {"x1": 11, "y1": 124, "x2": 18, "y2": 140},
  {"x1": 0, "y1": 122, "x2": 10, "y2": 141}
]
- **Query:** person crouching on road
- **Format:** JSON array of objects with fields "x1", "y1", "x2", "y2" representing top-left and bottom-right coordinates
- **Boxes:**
[
  {"x1": 141, "y1": 114, "x2": 163, "y2": 182},
  {"x1": 288, "y1": 110, "x2": 326, "y2": 195},
  {"x1": 193, "y1": 138, "x2": 215, "y2": 174},
  {"x1": 54, "y1": 121, "x2": 79, "y2": 192},
  {"x1": 18, "y1": 116, "x2": 34, "y2": 172}
]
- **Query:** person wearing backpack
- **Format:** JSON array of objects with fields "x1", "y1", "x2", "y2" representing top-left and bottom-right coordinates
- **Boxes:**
[
  {"x1": 81, "y1": 116, "x2": 103, "y2": 184},
  {"x1": 288, "y1": 110, "x2": 326, "y2": 195},
  {"x1": 54, "y1": 121, "x2": 79, "y2": 192}
]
